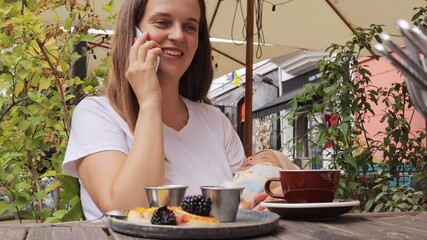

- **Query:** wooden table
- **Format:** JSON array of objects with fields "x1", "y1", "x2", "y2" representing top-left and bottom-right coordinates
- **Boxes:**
[{"x1": 1, "y1": 211, "x2": 426, "y2": 240}]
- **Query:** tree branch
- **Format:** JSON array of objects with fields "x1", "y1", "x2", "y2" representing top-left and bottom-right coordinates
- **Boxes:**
[
  {"x1": 35, "y1": 39, "x2": 71, "y2": 131},
  {"x1": 0, "y1": 97, "x2": 28, "y2": 121},
  {"x1": 26, "y1": 150, "x2": 43, "y2": 223}
]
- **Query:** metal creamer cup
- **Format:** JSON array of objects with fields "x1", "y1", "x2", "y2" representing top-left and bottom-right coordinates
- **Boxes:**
[
  {"x1": 201, "y1": 186, "x2": 244, "y2": 222},
  {"x1": 145, "y1": 185, "x2": 188, "y2": 207}
]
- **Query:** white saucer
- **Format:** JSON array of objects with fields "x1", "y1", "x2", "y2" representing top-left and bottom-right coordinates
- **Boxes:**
[
  {"x1": 261, "y1": 199, "x2": 360, "y2": 208},
  {"x1": 261, "y1": 199, "x2": 360, "y2": 219}
]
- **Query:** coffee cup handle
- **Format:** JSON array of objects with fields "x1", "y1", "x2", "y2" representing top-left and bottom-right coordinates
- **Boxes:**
[{"x1": 264, "y1": 177, "x2": 285, "y2": 199}]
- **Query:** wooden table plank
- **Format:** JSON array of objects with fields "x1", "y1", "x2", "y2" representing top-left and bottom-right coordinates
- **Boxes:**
[
  {"x1": 312, "y1": 219, "x2": 407, "y2": 240},
  {"x1": 358, "y1": 214, "x2": 427, "y2": 240},
  {"x1": 276, "y1": 219, "x2": 360, "y2": 240},
  {"x1": 66, "y1": 226, "x2": 110, "y2": 240},
  {"x1": 109, "y1": 229, "x2": 157, "y2": 240},
  {"x1": 245, "y1": 226, "x2": 291, "y2": 240},
  {"x1": 373, "y1": 212, "x2": 427, "y2": 231},
  {"x1": 0, "y1": 227, "x2": 27, "y2": 240},
  {"x1": 1, "y1": 212, "x2": 426, "y2": 239},
  {"x1": 268, "y1": 212, "x2": 426, "y2": 240},
  {"x1": 26, "y1": 227, "x2": 53, "y2": 240},
  {"x1": 25, "y1": 226, "x2": 111, "y2": 240}
]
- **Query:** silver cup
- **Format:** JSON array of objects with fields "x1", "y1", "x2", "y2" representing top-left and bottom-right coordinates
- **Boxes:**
[
  {"x1": 201, "y1": 186, "x2": 244, "y2": 222},
  {"x1": 145, "y1": 185, "x2": 188, "y2": 207}
]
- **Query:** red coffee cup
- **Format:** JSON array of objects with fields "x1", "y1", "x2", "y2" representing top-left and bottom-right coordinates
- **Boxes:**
[{"x1": 264, "y1": 170, "x2": 340, "y2": 203}]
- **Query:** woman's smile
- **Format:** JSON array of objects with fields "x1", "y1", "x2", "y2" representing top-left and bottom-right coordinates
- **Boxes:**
[{"x1": 163, "y1": 49, "x2": 183, "y2": 57}]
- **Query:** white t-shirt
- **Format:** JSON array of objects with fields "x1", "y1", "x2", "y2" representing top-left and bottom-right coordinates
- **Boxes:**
[{"x1": 62, "y1": 96, "x2": 245, "y2": 220}]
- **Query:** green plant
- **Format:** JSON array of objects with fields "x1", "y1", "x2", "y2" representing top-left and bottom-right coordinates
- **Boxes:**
[
  {"x1": 283, "y1": 11, "x2": 427, "y2": 212},
  {"x1": 365, "y1": 167, "x2": 425, "y2": 212},
  {"x1": 0, "y1": 0, "x2": 111, "y2": 222}
]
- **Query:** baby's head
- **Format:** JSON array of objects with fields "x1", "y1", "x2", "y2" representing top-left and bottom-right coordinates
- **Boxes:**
[
  {"x1": 239, "y1": 150, "x2": 281, "y2": 171},
  {"x1": 239, "y1": 149, "x2": 300, "y2": 171}
]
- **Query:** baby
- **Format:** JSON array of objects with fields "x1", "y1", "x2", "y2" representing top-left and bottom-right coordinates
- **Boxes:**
[{"x1": 221, "y1": 149, "x2": 300, "y2": 209}]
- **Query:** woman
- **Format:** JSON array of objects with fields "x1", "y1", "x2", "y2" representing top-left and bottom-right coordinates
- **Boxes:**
[{"x1": 62, "y1": 0, "x2": 245, "y2": 220}]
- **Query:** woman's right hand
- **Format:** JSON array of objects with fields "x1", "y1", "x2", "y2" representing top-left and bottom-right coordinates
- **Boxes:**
[
  {"x1": 253, "y1": 186, "x2": 283, "y2": 211},
  {"x1": 125, "y1": 31, "x2": 163, "y2": 107}
]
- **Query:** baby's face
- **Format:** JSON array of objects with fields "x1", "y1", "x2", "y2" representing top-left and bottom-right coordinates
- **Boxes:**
[{"x1": 240, "y1": 151, "x2": 281, "y2": 170}]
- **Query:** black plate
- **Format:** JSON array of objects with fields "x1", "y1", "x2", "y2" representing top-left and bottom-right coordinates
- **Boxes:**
[{"x1": 109, "y1": 209, "x2": 280, "y2": 239}]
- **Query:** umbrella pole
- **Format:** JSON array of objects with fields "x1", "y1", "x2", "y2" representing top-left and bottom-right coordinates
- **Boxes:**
[{"x1": 244, "y1": 0, "x2": 254, "y2": 156}]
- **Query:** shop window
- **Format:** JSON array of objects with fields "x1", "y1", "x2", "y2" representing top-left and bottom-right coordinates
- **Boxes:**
[
  {"x1": 294, "y1": 111, "x2": 309, "y2": 160},
  {"x1": 293, "y1": 111, "x2": 326, "y2": 169},
  {"x1": 254, "y1": 114, "x2": 279, "y2": 151}
]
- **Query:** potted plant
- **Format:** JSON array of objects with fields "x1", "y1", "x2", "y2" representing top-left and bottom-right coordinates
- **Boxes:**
[
  {"x1": 283, "y1": 7, "x2": 427, "y2": 212},
  {"x1": 0, "y1": 0, "x2": 113, "y2": 222}
]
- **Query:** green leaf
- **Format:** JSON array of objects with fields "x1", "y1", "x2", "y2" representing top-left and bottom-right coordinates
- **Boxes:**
[
  {"x1": 102, "y1": 0, "x2": 116, "y2": 14},
  {"x1": 374, "y1": 192, "x2": 385, "y2": 202},
  {"x1": 396, "y1": 203, "x2": 409, "y2": 209},
  {"x1": 83, "y1": 85, "x2": 93, "y2": 92},
  {"x1": 39, "y1": 78, "x2": 52, "y2": 91},
  {"x1": 44, "y1": 180, "x2": 61, "y2": 193},
  {"x1": 45, "y1": 209, "x2": 68, "y2": 223},
  {"x1": 373, "y1": 203, "x2": 384, "y2": 213},
  {"x1": 14, "y1": 193, "x2": 31, "y2": 206},
  {"x1": 80, "y1": 34, "x2": 94, "y2": 42},
  {"x1": 392, "y1": 192, "x2": 405, "y2": 202},
  {"x1": 24, "y1": 139, "x2": 38, "y2": 150},
  {"x1": 0, "y1": 201, "x2": 13, "y2": 215},
  {"x1": 17, "y1": 69, "x2": 31, "y2": 80},
  {"x1": 26, "y1": 0, "x2": 37, "y2": 10},
  {"x1": 365, "y1": 199, "x2": 374, "y2": 212},
  {"x1": 52, "y1": 210, "x2": 68, "y2": 218},
  {"x1": 60, "y1": 175, "x2": 80, "y2": 201},
  {"x1": 41, "y1": 170, "x2": 57, "y2": 178},
  {"x1": 14, "y1": 80, "x2": 25, "y2": 95},
  {"x1": 344, "y1": 155, "x2": 357, "y2": 169},
  {"x1": 345, "y1": 181, "x2": 360, "y2": 189},
  {"x1": 15, "y1": 182, "x2": 32, "y2": 191},
  {"x1": 18, "y1": 210, "x2": 35, "y2": 220},
  {"x1": 340, "y1": 123, "x2": 348, "y2": 136},
  {"x1": 61, "y1": 196, "x2": 83, "y2": 222},
  {"x1": 64, "y1": 17, "x2": 73, "y2": 31},
  {"x1": 381, "y1": 185, "x2": 388, "y2": 192},
  {"x1": 36, "y1": 207, "x2": 52, "y2": 219},
  {"x1": 34, "y1": 191, "x2": 48, "y2": 201},
  {"x1": 44, "y1": 216, "x2": 61, "y2": 223}
]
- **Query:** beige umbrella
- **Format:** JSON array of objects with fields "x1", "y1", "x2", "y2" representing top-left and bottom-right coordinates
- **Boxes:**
[
  {"x1": 205, "y1": 0, "x2": 426, "y2": 155},
  {"x1": 207, "y1": 0, "x2": 426, "y2": 54},
  {"x1": 42, "y1": 0, "x2": 427, "y2": 77},
  {"x1": 210, "y1": 41, "x2": 297, "y2": 79}
]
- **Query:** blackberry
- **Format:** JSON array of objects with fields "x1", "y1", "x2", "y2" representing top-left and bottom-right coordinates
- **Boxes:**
[
  {"x1": 180, "y1": 195, "x2": 212, "y2": 216},
  {"x1": 151, "y1": 206, "x2": 177, "y2": 225}
]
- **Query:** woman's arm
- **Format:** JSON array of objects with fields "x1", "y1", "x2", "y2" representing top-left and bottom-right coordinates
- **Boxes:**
[
  {"x1": 76, "y1": 104, "x2": 164, "y2": 212},
  {"x1": 77, "y1": 35, "x2": 164, "y2": 213}
]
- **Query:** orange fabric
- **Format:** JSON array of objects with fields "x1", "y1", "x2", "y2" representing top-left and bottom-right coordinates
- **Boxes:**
[{"x1": 241, "y1": 102, "x2": 245, "y2": 123}]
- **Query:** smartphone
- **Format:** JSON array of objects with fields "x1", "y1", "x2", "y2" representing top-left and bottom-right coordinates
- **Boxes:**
[{"x1": 135, "y1": 26, "x2": 160, "y2": 72}]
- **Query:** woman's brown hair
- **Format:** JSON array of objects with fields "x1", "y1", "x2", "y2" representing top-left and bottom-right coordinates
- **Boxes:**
[{"x1": 106, "y1": 0, "x2": 213, "y2": 132}]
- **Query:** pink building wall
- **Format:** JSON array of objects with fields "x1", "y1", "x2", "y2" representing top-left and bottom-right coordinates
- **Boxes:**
[{"x1": 358, "y1": 55, "x2": 426, "y2": 145}]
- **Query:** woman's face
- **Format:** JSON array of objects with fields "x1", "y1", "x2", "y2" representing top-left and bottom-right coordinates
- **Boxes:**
[{"x1": 138, "y1": 0, "x2": 200, "y2": 78}]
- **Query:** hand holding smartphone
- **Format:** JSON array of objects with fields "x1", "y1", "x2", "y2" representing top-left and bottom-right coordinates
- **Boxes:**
[{"x1": 134, "y1": 26, "x2": 160, "y2": 72}]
